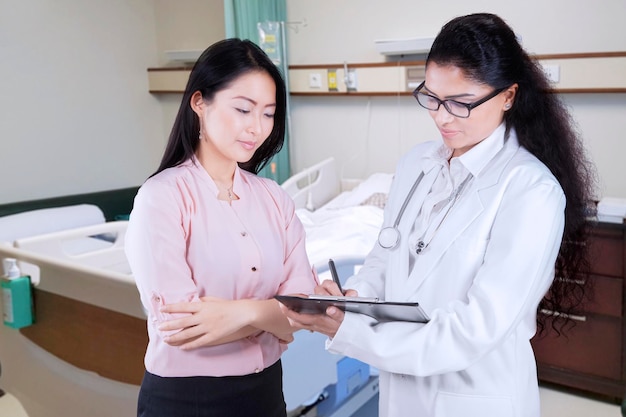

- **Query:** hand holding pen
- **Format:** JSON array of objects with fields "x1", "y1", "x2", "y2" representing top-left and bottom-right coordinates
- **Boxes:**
[
  {"x1": 313, "y1": 259, "x2": 357, "y2": 297},
  {"x1": 328, "y1": 259, "x2": 344, "y2": 295}
]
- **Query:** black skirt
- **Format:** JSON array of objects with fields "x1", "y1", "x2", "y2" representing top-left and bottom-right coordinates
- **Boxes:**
[{"x1": 137, "y1": 360, "x2": 287, "y2": 417}]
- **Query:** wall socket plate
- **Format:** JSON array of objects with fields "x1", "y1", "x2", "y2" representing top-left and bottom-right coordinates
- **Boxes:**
[
  {"x1": 542, "y1": 64, "x2": 560, "y2": 83},
  {"x1": 309, "y1": 73, "x2": 322, "y2": 88}
]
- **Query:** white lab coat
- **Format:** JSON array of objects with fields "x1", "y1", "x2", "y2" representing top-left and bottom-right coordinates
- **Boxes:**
[{"x1": 327, "y1": 125, "x2": 565, "y2": 417}]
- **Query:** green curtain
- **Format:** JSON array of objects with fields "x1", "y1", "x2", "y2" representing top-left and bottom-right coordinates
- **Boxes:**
[{"x1": 224, "y1": 0, "x2": 290, "y2": 184}]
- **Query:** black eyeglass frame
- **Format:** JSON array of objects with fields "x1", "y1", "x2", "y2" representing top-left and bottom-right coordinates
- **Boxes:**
[{"x1": 412, "y1": 81, "x2": 508, "y2": 118}]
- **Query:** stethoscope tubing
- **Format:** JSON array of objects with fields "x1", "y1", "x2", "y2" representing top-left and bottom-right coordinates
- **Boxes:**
[
  {"x1": 377, "y1": 170, "x2": 472, "y2": 251},
  {"x1": 377, "y1": 171, "x2": 425, "y2": 249}
]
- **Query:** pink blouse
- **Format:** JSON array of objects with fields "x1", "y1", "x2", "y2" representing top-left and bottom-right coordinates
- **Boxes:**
[{"x1": 125, "y1": 158, "x2": 316, "y2": 377}]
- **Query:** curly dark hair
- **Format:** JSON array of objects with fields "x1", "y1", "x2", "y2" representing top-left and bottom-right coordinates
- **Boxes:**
[
  {"x1": 427, "y1": 13, "x2": 597, "y2": 334},
  {"x1": 151, "y1": 38, "x2": 286, "y2": 178}
]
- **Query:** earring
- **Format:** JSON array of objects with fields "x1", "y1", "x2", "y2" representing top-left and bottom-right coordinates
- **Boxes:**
[
  {"x1": 198, "y1": 130, "x2": 202, "y2": 140},
  {"x1": 504, "y1": 103, "x2": 512, "y2": 110}
]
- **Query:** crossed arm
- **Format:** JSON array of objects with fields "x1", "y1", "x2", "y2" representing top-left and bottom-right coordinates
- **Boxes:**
[{"x1": 157, "y1": 296, "x2": 298, "y2": 350}]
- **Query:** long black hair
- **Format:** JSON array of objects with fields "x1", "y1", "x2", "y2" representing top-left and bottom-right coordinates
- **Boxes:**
[
  {"x1": 427, "y1": 13, "x2": 597, "y2": 333},
  {"x1": 151, "y1": 38, "x2": 286, "y2": 178}
]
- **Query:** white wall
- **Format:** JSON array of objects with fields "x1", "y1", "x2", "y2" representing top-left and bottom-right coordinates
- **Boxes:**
[
  {"x1": 0, "y1": 0, "x2": 224, "y2": 205},
  {"x1": 1, "y1": 1, "x2": 623, "y2": 202},
  {"x1": 287, "y1": 0, "x2": 625, "y2": 64},
  {"x1": 0, "y1": 0, "x2": 164, "y2": 204},
  {"x1": 286, "y1": 0, "x2": 626, "y2": 199}
]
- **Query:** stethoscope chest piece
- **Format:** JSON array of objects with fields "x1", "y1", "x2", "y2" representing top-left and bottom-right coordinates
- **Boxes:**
[{"x1": 378, "y1": 226, "x2": 401, "y2": 249}]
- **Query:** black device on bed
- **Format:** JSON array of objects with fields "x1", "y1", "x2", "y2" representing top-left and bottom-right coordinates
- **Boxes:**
[{"x1": 275, "y1": 294, "x2": 429, "y2": 323}]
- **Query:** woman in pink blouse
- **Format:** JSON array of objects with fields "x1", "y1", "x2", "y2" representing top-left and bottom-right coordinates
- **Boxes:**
[{"x1": 125, "y1": 38, "x2": 316, "y2": 417}]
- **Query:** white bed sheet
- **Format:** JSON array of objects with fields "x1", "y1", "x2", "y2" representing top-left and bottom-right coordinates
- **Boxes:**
[
  {"x1": 298, "y1": 205, "x2": 383, "y2": 270},
  {"x1": 297, "y1": 172, "x2": 393, "y2": 270}
]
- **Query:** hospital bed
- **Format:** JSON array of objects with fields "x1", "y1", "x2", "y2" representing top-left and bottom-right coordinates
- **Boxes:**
[
  {"x1": 0, "y1": 160, "x2": 393, "y2": 417},
  {"x1": 2, "y1": 228, "x2": 377, "y2": 417},
  {"x1": 0, "y1": 188, "x2": 143, "y2": 417}
]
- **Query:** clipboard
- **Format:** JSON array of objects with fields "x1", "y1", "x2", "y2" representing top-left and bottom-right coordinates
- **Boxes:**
[{"x1": 275, "y1": 295, "x2": 429, "y2": 323}]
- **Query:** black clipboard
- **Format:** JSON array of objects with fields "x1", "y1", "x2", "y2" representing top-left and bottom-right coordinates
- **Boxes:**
[{"x1": 275, "y1": 295, "x2": 429, "y2": 323}]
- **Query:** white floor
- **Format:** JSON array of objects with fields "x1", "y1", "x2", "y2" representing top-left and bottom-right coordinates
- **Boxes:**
[
  {"x1": 345, "y1": 383, "x2": 623, "y2": 416},
  {"x1": 540, "y1": 384, "x2": 622, "y2": 417}
]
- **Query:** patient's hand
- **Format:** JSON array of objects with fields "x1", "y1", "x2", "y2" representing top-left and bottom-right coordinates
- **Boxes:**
[{"x1": 157, "y1": 297, "x2": 255, "y2": 349}]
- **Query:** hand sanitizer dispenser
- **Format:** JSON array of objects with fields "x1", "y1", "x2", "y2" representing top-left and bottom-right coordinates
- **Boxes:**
[{"x1": 1, "y1": 258, "x2": 34, "y2": 329}]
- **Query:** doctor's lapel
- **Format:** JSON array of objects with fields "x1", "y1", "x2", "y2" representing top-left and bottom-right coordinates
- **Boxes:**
[{"x1": 405, "y1": 181, "x2": 485, "y2": 293}]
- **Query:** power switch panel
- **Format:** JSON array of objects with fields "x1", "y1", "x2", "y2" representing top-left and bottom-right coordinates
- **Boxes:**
[{"x1": 346, "y1": 68, "x2": 358, "y2": 91}]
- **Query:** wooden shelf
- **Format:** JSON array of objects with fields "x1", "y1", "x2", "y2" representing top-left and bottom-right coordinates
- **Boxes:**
[
  {"x1": 147, "y1": 52, "x2": 626, "y2": 95},
  {"x1": 147, "y1": 67, "x2": 191, "y2": 94}
]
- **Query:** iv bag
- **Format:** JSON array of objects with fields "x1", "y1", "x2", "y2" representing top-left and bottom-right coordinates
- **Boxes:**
[{"x1": 257, "y1": 21, "x2": 282, "y2": 65}]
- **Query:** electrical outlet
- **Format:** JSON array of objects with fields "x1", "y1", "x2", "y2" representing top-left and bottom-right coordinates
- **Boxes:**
[
  {"x1": 542, "y1": 64, "x2": 560, "y2": 83},
  {"x1": 309, "y1": 73, "x2": 322, "y2": 89},
  {"x1": 346, "y1": 68, "x2": 357, "y2": 91}
]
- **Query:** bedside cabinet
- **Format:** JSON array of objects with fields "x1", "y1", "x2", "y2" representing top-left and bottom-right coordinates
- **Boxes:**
[{"x1": 531, "y1": 221, "x2": 625, "y2": 414}]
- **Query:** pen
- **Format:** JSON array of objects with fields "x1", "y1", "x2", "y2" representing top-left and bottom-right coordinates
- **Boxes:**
[{"x1": 328, "y1": 259, "x2": 344, "y2": 294}]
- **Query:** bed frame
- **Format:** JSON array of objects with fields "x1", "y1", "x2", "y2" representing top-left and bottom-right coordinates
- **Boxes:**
[{"x1": 281, "y1": 157, "x2": 341, "y2": 210}]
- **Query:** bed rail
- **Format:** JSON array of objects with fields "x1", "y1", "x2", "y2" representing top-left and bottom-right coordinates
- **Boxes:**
[
  {"x1": 281, "y1": 157, "x2": 340, "y2": 210},
  {"x1": 0, "y1": 221, "x2": 141, "y2": 318}
]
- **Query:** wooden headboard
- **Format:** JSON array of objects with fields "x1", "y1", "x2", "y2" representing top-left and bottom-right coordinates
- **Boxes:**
[{"x1": 0, "y1": 187, "x2": 140, "y2": 222}]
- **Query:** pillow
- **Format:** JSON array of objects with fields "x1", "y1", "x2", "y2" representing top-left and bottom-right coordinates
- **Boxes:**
[
  {"x1": 328, "y1": 173, "x2": 394, "y2": 209},
  {"x1": 0, "y1": 204, "x2": 105, "y2": 243},
  {"x1": 359, "y1": 192, "x2": 388, "y2": 209}
]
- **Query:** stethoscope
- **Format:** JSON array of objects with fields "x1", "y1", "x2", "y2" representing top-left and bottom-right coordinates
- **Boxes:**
[
  {"x1": 377, "y1": 170, "x2": 473, "y2": 251},
  {"x1": 377, "y1": 171, "x2": 425, "y2": 249}
]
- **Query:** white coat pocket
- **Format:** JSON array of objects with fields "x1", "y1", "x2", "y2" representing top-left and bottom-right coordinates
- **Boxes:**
[{"x1": 434, "y1": 391, "x2": 514, "y2": 417}]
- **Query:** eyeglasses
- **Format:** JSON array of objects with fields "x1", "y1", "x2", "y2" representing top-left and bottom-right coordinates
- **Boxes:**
[{"x1": 412, "y1": 81, "x2": 507, "y2": 118}]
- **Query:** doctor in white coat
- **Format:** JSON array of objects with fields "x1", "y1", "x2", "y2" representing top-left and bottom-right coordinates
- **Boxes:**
[{"x1": 281, "y1": 13, "x2": 596, "y2": 417}]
